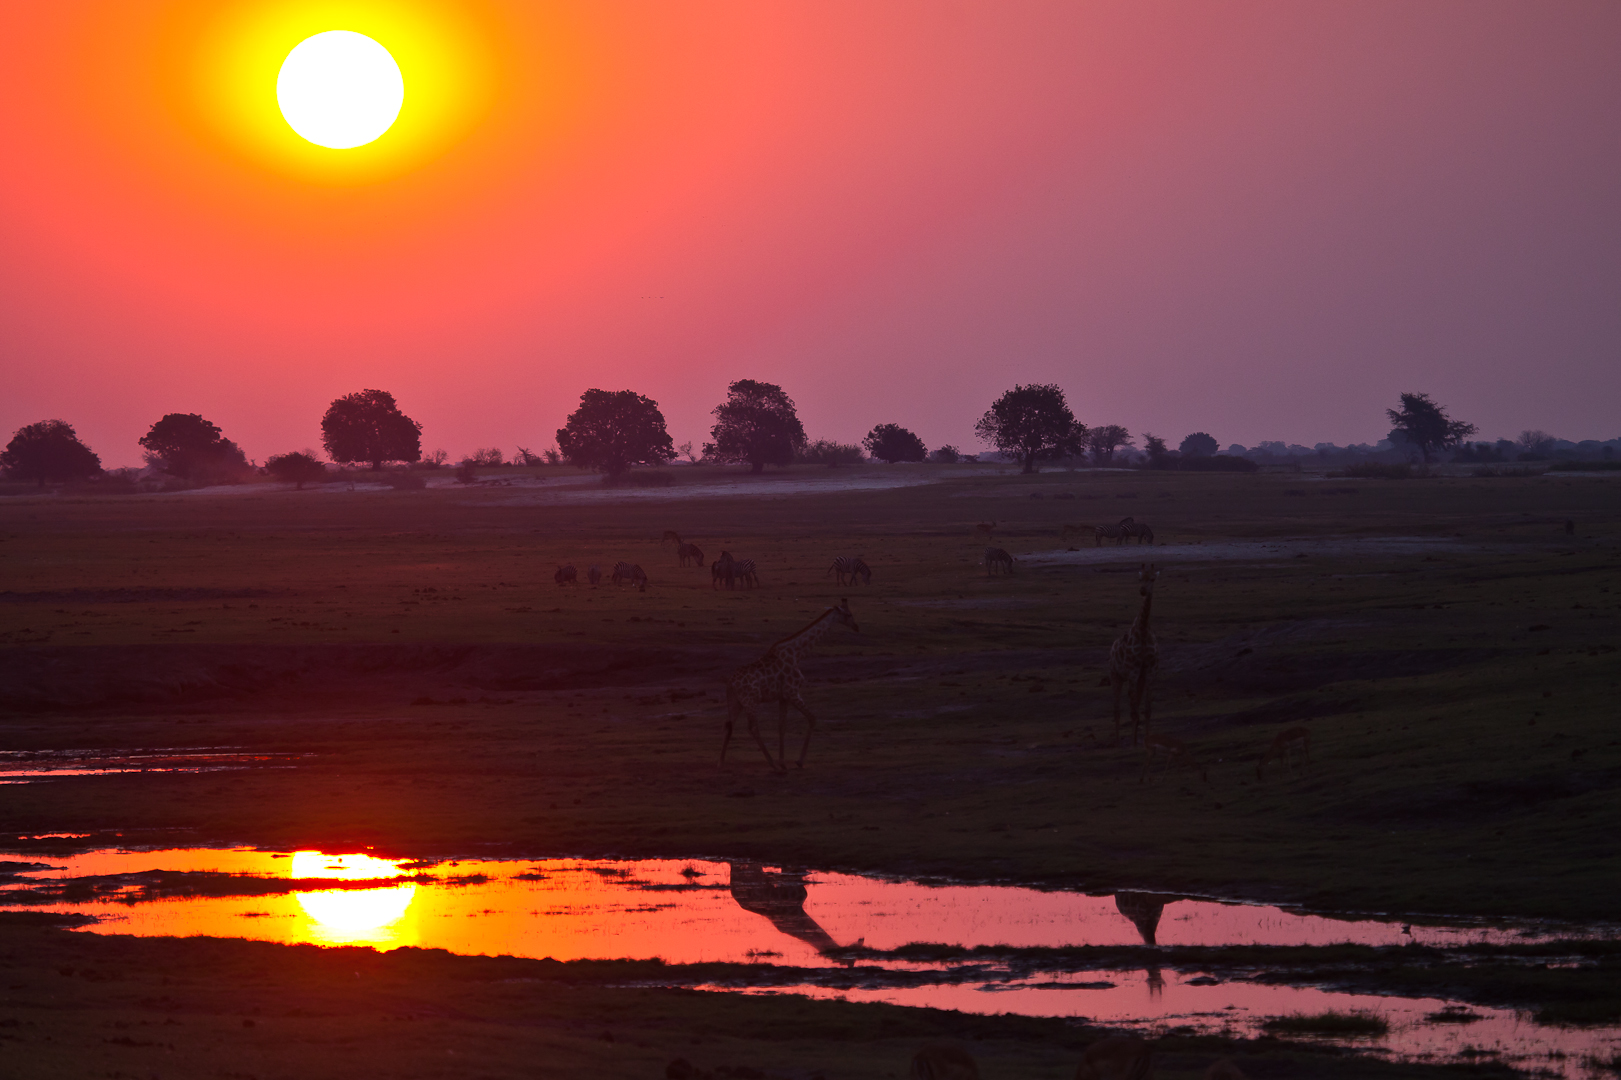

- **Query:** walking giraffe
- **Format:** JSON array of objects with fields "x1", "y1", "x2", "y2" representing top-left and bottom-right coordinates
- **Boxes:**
[
  {"x1": 1107, "y1": 563, "x2": 1160, "y2": 746},
  {"x1": 720, "y1": 599, "x2": 860, "y2": 771}
]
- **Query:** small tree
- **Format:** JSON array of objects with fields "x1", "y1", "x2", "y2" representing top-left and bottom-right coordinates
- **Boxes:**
[
  {"x1": 1515, "y1": 430, "x2": 1556, "y2": 459},
  {"x1": 139, "y1": 413, "x2": 249, "y2": 481},
  {"x1": 1179, "y1": 432, "x2": 1218, "y2": 458},
  {"x1": 863, "y1": 423, "x2": 927, "y2": 463},
  {"x1": 798, "y1": 439, "x2": 865, "y2": 467},
  {"x1": 265, "y1": 451, "x2": 327, "y2": 489},
  {"x1": 929, "y1": 445, "x2": 961, "y2": 464},
  {"x1": 1143, "y1": 433, "x2": 1170, "y2": 467},
  {"x1": 0, "y1": 420, "x2": 101, "y2": 487},
  {"x1": 556, "y1": 388, "x2": 677, "y2": 479},
  {"x1": 1087, "y1": 424, "x2": 1133, "y2": 465},
  {"x1": 321, "y1": 389, "x2": 423, "y2": 470},
  {"x1": 974, "y1": 384, "x2": 1083, "y2": 474},
  {"x1": 705, "y1": 379, "x2": 806, "y2": 473},
  {"x1": 1385, "y1": 392, "x2": 1476, "y2": 464}
]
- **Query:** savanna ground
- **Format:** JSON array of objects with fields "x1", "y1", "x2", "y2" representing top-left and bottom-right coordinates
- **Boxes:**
[{"x1": 1, "y1": 463, "x2": 1617, "y2": 1079}]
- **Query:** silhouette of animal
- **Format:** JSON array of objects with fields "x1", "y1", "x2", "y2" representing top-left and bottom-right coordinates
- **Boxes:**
[
  {"x1": 1075, "y1": 1036, "x2": 1153, "y2": 1080},
  {"x1": 677, "y1": 542, "x2": 705, "y2": 568},
  {"x1": 984, "y1": 547, "x2": 1014, "y2": 575},
  {"x1": 1141, "y1": 732, "x2": 1207, "y2": 784},
  {"x1": 1107, "y1": 563, "x2": 1160, "y2": 745},
  {"x1": 612, "y1": 561, "x2": 648, "y2": 591},
  {"x1": 910, "y1": 1045, "x2": 980, "y2": 1080},
  {"x1": 720, "y1": 599, "x2": 860, "y2": 771},
  {"x1": 712, "y1": 551, "x2": 736, "y2": 589},
  {"x1": 660, "y1": 530, "x2": 683, "y2": 547},
  {"x1": 828, "y1": 557, "x2": 871, "y2": 586},
  {"x1": 732, "y1": 557, "x2": 759, "y2": 588},
  {"x1": 554, "y1": 564, "x2": 577, "y2": 585},
  {"x1": 586, "y1": 564, "x2": 602, "y2": 587},
  {"x1": 1125, "y1": 521, "x2": 1155, "y2": 545},
  {"x1": 1257, "y1": 726, "x2": 1310, "y2": 780}
]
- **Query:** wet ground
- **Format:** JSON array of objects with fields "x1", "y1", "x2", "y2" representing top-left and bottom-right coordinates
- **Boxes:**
[{"x1": 4, "y1": 847, "x2": 1617, "y2": 1077}]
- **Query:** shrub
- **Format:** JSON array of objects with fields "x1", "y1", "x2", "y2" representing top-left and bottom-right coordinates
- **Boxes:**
[
  {"x1": 265, "y1": 451, "x2": 327, "y2": 489},
  {"x1": 863, "y1": 423, "x2": 927, "y2": 463},
  {"x1": 798, "y1": 439, "x2": 865, "y2": 467},
  {"x1": 1345, "y1": 462, "x2": 1414, "y2": 479},
  {"x1": 469, "y1": 447, "x2": 506, "y2": 466},
  {"x1": 929, "y1": 445, "x2": 961, "y2": 464},
  {"x1": 1179, "y1": 432, "x2": 1218, "y2": 457},
  {"x1": 412, "y1": 449, "x2": 448, "y2": 470}
]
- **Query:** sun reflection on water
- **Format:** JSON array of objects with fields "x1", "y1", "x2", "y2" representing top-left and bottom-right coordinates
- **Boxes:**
[{"x1": 288, "y1": 850, "x2": 416, "y2": 945}]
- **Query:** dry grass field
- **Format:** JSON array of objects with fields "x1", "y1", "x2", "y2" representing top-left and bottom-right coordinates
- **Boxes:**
[{"x1": 1, "y1": 463, "x2": 1617, "y2": 1078}]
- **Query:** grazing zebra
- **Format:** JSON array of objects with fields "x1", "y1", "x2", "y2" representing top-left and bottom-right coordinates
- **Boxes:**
[
  {"x1": 612, "y1": 561, "x2": 649, "y2": 591},
  {"x1": 660, "y1": 530, "x2": 683, "y2": 547},
  {"x1": 554, "y1": 563, "x2": 577, "y2": 585},
  {"x1": 677, "y1": 542, "x2": 705, "y2": 568},
  {"x1": 733, "y1": 557, "x2": 759, "y2": 589},
  {"x1": 827, "y1": 556, "x2": 871, "y2": 586},
  {"x1": 586, "y1": 564, "x2": 602, "y2": 587},
  {"x1": 1125, "y1": 521, "x2": 1155, "y2": 545},
  {"x1": 712, "y1": 551, "x2": 735, "y2": 589},
  {"x1": 984, "y1": 547, "x2": 1014, "y2": 575},
  {"x1": 1094, "y1": 516, "x2": 1135, "y2": 546}
]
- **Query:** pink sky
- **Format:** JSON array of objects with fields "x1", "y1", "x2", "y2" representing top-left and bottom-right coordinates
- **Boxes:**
[{"x1": 1, "y1": 1, "x2": 1617, "y2": 467}]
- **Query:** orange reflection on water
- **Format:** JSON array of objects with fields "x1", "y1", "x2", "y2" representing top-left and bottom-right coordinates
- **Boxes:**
[{"x1": 287, "y1": 851, "x2": 417, "y2": 946}]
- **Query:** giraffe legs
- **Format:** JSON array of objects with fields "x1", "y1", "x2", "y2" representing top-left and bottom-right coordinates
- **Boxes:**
[
  {"x1": 721, "y1": 698, "x2": 781, "y2": 771},
  {"x1": 1127, "y1": 671, "x2": 1153, "y2": 746},
  {"x1": 786, "y1": 696, "x2": 818, "y2": 768},
  {"x1": 1110, "y1": 673, "x2": 1125, "y2": 745}
]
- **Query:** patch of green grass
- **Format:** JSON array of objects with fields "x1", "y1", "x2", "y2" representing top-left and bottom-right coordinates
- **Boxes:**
[{"x1": 1262, "y1": 1011, "x2": 1391, "y2": 1037}]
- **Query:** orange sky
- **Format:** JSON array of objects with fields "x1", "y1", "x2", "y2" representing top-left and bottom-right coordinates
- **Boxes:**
[{"x1": 2, "y1": 1, "x2": 1619, "y2": 465}]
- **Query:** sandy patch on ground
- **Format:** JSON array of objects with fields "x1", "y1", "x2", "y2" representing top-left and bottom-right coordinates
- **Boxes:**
[{"x1": 1020, "y1": 535, "x2": 1495, "y2": 565}]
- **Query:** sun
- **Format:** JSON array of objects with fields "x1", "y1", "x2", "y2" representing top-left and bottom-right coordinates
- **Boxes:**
[{"x1": 277, "y1": 30, "x2": 404, "y2": 149}]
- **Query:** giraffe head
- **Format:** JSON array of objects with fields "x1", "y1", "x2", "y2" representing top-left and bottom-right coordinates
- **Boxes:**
[
  {"x1": 831, "y1": 598, "x2": 860, "y2": 634},
  {"x1": 1138, "y1": 563, "x2": 1160, "y2": 596}
]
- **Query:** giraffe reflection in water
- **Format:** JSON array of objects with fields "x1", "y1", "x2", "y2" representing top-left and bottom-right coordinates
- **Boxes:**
[
  {"x1": 1114, "y1": 891, "x2": 1183, "y2": 998},
  {"x1": 728, "y1": 862, "x2": 841, "y2": 955}
]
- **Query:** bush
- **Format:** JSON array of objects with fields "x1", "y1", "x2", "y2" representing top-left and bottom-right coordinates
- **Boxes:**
[
  {"x1": 798, "y1": 439, "x2": 865, "y2": 467},
  {"x1": 1176, "y1": 455, "x2": 1257, "y2": 473},
  {"x1": 1345, "y1": 462, "x2": 1414, "y2": 479},
  {"x1": 929, "y1": 445, "x2": 961, "y2": 464},
  {"x1": 265, "y1": 451, "x2": 327, "y2": 489},
  {"x1": 469, "y1": 448, "x2": 506, "y2": 466},
  {"x1": 863, "y1": 423, "x2": 927, "y2": 463}
]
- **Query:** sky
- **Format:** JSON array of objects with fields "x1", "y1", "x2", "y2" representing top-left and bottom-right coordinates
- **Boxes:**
[{"x1": 2, "y1": 1, "x2": 1618, "y2": 468}]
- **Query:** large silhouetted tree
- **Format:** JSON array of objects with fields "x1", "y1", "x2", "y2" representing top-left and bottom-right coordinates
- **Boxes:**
[
  {"x1": 1087, "y1": 424, "x2": 1133, "y2": 464},
  {"x1": 321, "y1": 389, "x2": 423, "y2": 469},
  {"x1": 0, "y1": 420, "x2": 101, "y2": 487},
  {"x1": 1179, "y1": 432, "x2": 1218, "y2": 458},
  {"x1": 1385, "y1": 392, "x2": 1476, "y2": 463},
  {"x1": 975, "y1": 384, "x2": 1082, "y2": 473},
  {"x1": 863, "y1": 423, "x2": 927, "y2": 463},
  {"x1": 139, "y1": 413, "x2": 249, "y2": 482},
  {"x1": 705, "y1": 379, "x2": 806, "y2": 473},
  {"x1": 555, "y1": 389, "x2": 677, "y2": 479}
]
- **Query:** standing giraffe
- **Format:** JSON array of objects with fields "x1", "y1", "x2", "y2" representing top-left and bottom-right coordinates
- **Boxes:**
[
  {"x1": 719, "y1": 599, "x2": 860, "y2": 771},
  {"x1": 1107, "y1": 563, "x2": 1160, "y2": 746}
]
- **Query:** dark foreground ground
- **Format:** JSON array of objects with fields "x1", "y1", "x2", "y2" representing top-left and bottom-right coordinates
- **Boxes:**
[{"x1": 1, "y1": 464, "x2": 1617, "y2": 1076}]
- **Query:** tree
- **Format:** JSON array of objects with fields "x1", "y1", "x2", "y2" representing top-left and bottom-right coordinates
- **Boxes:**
[
  {"x1": 555, "y1": 389, "x2": 677, "y2": 478},
  {"x1": 1515, "y1": 430, "x2": 1556, "y2": 459},
  {"x1": 1179, "y1": 432, "x2": 1218, "y2": 458},
  {"x1": 0, "y1": 419, "x2": 101, "y2": 487},
  {"x1": 1087, "y1": 424, "x2": 1133, "y2": 465},
  {"x1": 139, "y1": 413, "x2": 248, "y2": 481},
  {"x1": 321, "y1": 389, "x2": 423, "y2": 469},
  {"x1": 929, "y1": 445, "x2": 961, "y2": 464},
  {"x1": 1385, "y1": 392, "x2": 1476, "y2": 464},
  {"x1": 863, "y1": 423, "x2": 927, "y2": 463},
  {"x1": 974, "y1": 384, "x2": 1082, "y2": 474},
  {"x1": 705, "y1": 379, "x2": 806, "y2": 473},
  {"x1": 265, "y1": 451, "x2": 327, "y2": 489},
  {"x1": 1143, "y1": 433, "x2": 1170, "y2": 467}
]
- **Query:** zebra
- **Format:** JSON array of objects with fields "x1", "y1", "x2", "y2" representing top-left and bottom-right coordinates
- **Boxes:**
[
  {"x1": 1095, "y1": 517, "x2": 1135, "y2": 546},
  {"x1": 554, "y1": 563, "x2": 577, "y2": 585},
  {"x1": 712, "y1": 551, "x2": 735, "y2": 589},
  {"x1": 678, "y1": 542, "x2": 705, "y2": 568},
  {"x1": 612, "y1": 561, "x2": 649, "y2": 591},
  {"x1": 1125, "y1": 521, "x2": 1155, "y2": 545},
  {"x1": 827, "y1": 557, "x2": 871, "y2": 586},
  {"x1": 587, "y1": 564, "x2": 602, "y2": 586},
  {"x1": 984, "y1": 547, "x2": 1014, "y2": 575},
  {"x1": 733, "y1": 557, "x2": 759, "y2": 589}
]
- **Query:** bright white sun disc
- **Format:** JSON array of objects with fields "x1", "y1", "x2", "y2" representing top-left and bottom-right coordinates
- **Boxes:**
[{"x1": 277, "y1": 31, "x2": 404, "y2": 149}]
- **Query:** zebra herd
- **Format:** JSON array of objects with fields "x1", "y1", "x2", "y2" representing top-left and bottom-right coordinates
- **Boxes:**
[
  {"x1": 554, "y1": 561, "x2": 649, "y2": 591},
  {"x1": 1092, "y1": 516, "x2": 1154, "y2": 545}
]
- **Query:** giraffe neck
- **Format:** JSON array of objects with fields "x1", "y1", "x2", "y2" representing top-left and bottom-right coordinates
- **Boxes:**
[
  {"x1": 1134, "y1": 592, "x2": 1154, "y2": 640},
  {"x1": 773, "y1": 608, "x2": 839, "y2": 661}
]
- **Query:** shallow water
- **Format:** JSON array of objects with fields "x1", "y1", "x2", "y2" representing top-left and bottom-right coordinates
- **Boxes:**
[
  {"x1": 0, "y1": 748, "x2": 306, "y2": 785},
  {"x1": 3, "y1": 848, "x2": 1615, "y2": 1077}
]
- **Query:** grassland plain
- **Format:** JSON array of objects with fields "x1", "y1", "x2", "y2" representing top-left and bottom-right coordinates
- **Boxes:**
[{"x1": 0, "y1": 464, "x2": 1617, "y2": 1078}]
